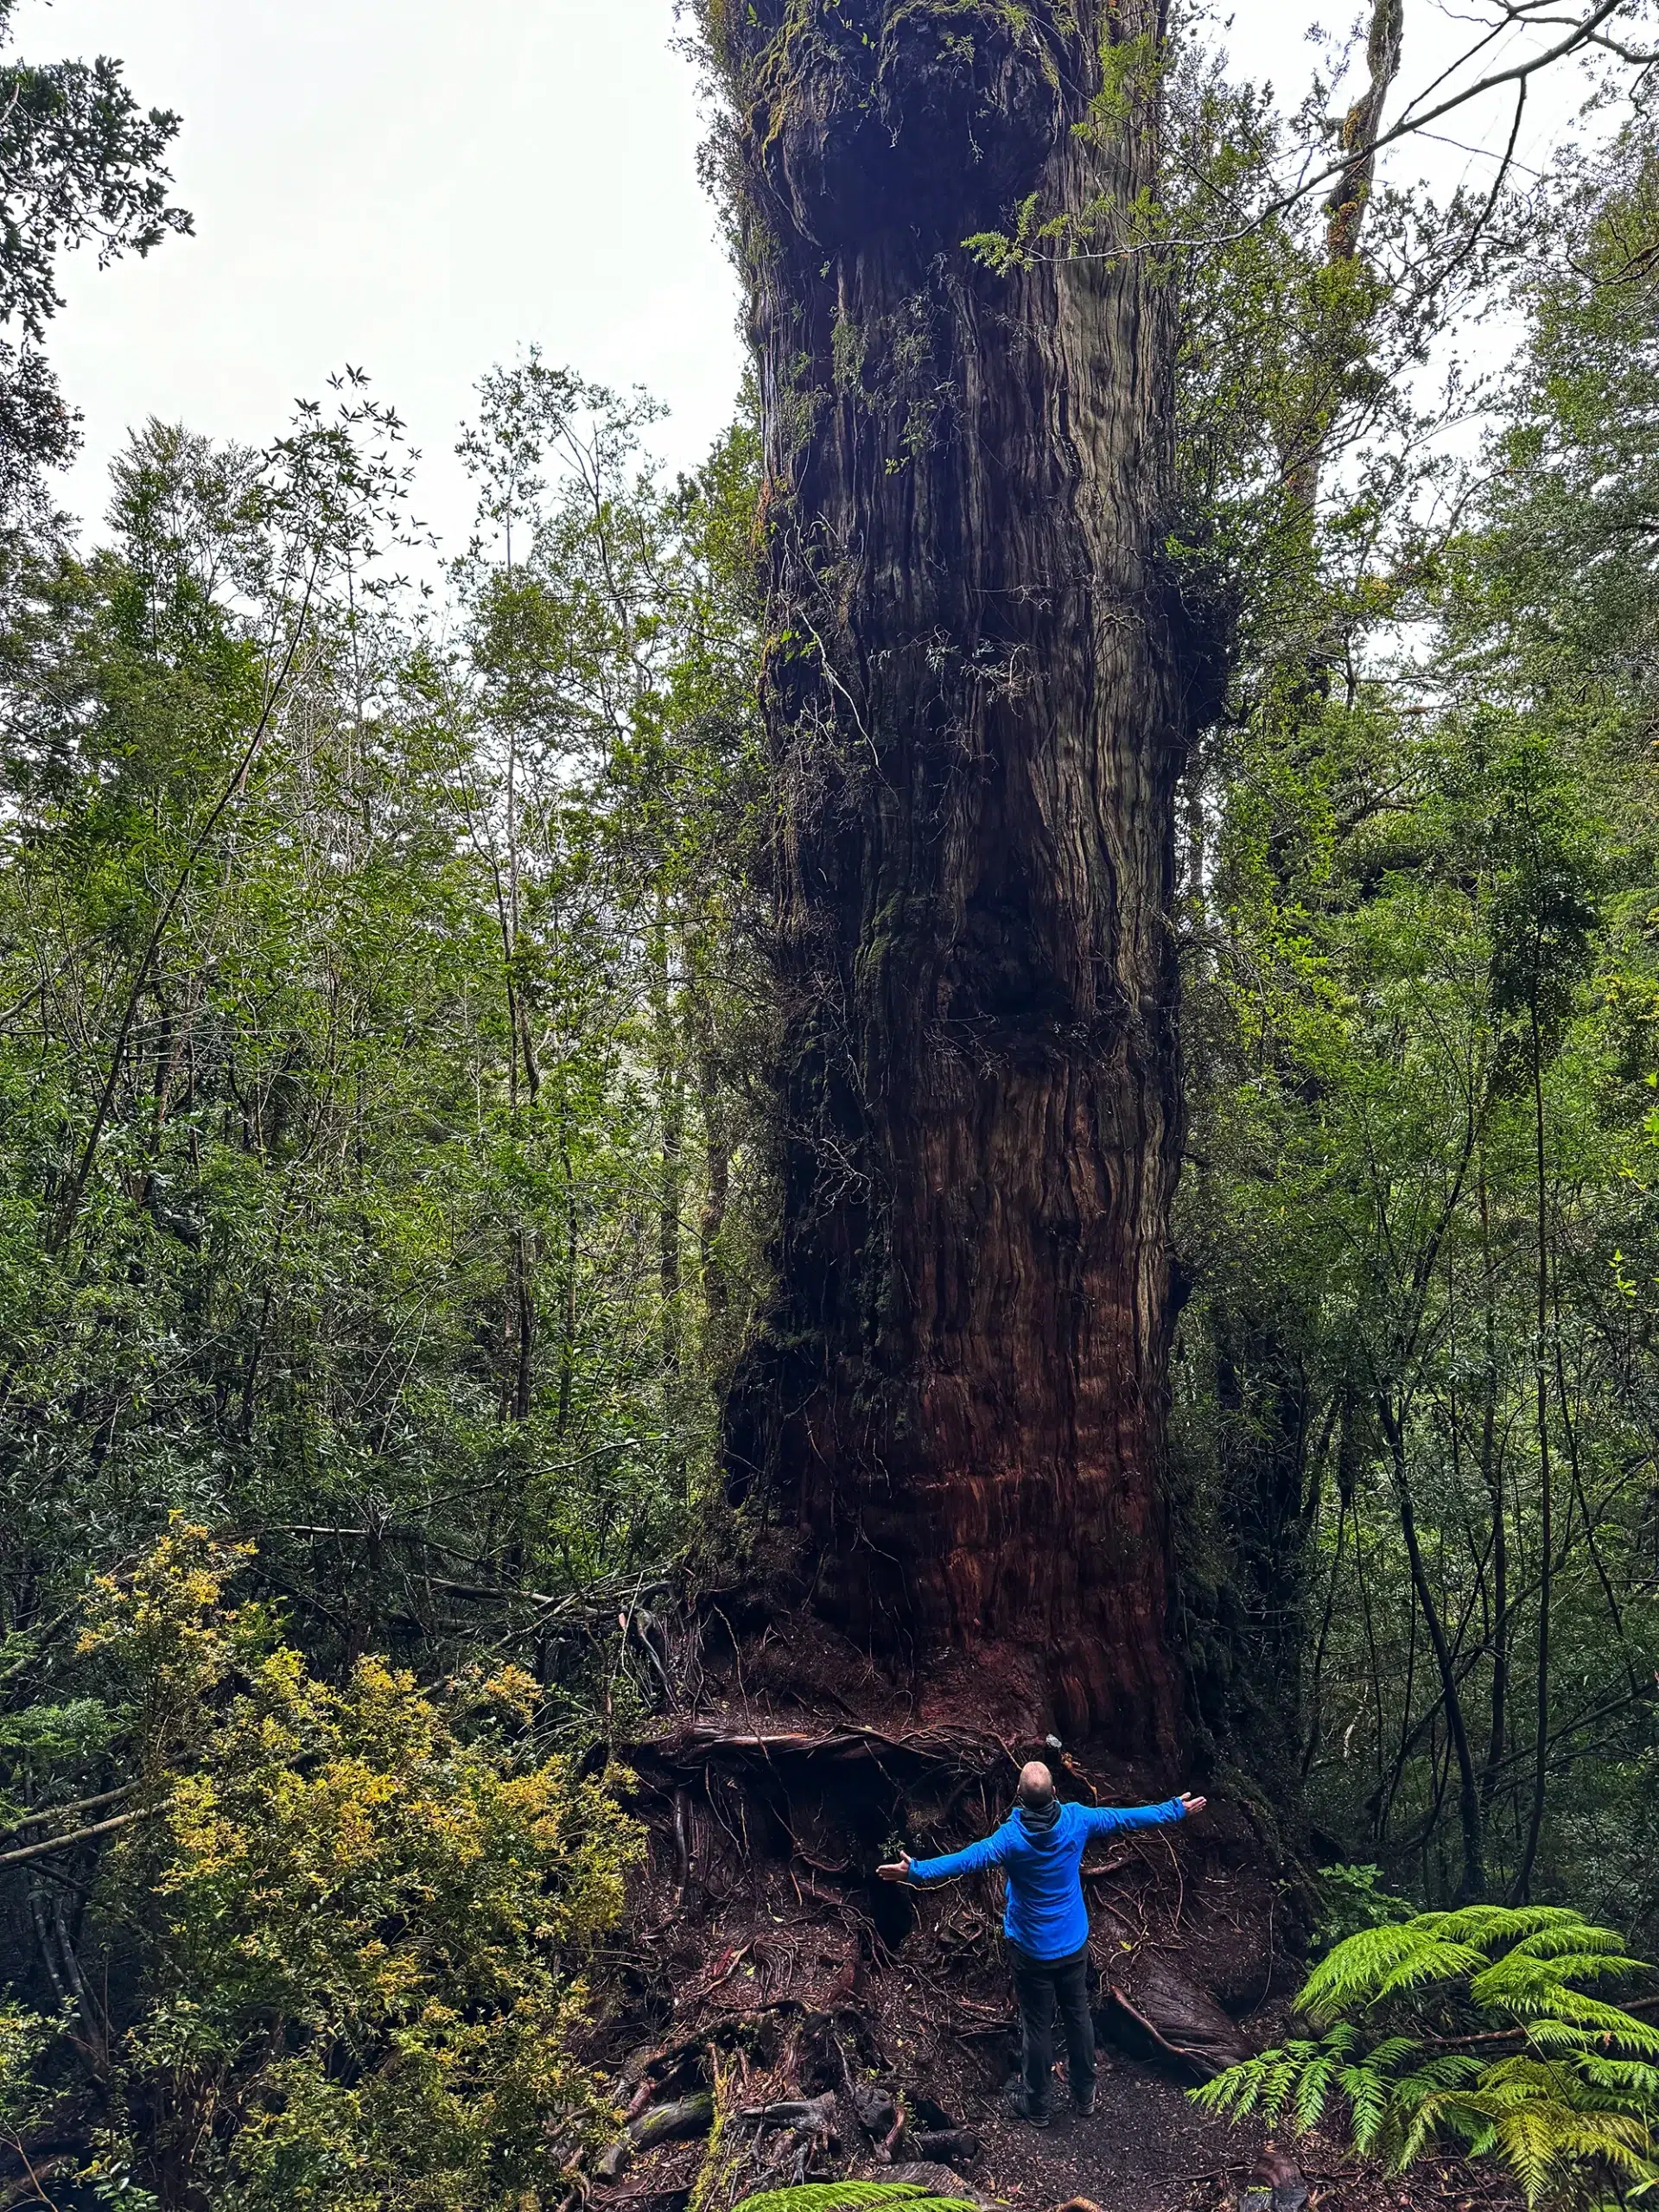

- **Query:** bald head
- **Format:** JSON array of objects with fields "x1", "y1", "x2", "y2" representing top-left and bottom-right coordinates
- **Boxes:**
[{"x1": 1017, "y1": 1761, "x2": 1055, "y2": 1810}]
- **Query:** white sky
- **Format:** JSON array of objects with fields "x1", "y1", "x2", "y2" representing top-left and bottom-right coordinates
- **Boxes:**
[{"x1": 12, "y1": 0, "x2": 1601, "y2": 557}]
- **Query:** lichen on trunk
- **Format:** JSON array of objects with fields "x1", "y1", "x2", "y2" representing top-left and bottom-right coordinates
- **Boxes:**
[{"x1": 703, "y1": 0, "x2": 1195, "y2": 1753}]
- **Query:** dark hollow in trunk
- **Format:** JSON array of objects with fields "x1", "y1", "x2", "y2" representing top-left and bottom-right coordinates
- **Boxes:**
[{"x1": 710, "y1": 0, "x2": 1194, "y2": 1753}]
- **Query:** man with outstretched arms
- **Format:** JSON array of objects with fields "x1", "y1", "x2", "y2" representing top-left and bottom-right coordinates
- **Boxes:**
[{"x1": 879, "y1": 1761, "x2": 1207, "y2": 2126}]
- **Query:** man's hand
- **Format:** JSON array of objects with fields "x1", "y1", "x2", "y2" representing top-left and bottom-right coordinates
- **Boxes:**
[
  {"x1": 1179, "y1": 1793, "x2": 1208, "y2": 1817},
  {"x1": 877, "y1": 1853, "x2": 913, "y2": 1883}
]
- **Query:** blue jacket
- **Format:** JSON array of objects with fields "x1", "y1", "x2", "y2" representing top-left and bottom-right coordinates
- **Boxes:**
[{"x1": 908, "y1": 1796, "x2": 1187, "y2": 1961}]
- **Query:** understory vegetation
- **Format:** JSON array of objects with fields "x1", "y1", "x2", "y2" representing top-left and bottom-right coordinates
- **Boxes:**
[
  {"x1": 1198, "y1": 1906, "x2": 1659, "y2": 2204},
  {"x1": 0, "y1": 0, "x2": 1657, "y2": 2204}
]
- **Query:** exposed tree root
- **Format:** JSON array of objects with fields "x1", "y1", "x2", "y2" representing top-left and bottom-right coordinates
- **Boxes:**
[{"x1": 584, "y1": 1689, "x2": 1298, "y2": 2212}]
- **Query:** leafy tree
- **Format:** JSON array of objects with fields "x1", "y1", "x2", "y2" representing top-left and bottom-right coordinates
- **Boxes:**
[{"x1": 0, "y1": 0, "x2": 190, "y2": 518}]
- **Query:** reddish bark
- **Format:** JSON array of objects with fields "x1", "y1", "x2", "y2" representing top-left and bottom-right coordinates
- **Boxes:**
[{"x1": 708, "y1": 0, "x2": 1195, "y2": 1753}]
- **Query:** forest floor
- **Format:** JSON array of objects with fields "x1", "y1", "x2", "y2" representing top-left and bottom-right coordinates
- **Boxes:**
[
  {"x1": 589, "y1": 1607, "x2": 1522, "y2": 2212},
  {"x1": 590, "y1": 1936, "x2": 1516, "y2": 2212}
]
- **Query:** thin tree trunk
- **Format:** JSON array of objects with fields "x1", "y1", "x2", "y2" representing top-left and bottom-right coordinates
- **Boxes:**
[
  {"x1": 556, "y1": 1087, "x2": 578, "y2": 1439},
  {"x1": 651, "y1": 914, "x2": 684, "y2": 1383},
  {"x1": 511, "y1": 1226, "x2": 534, "y2": 1425},
  {"x1": 698, "y1": 1039, "x2": 729, "y2": 1326},
  {"x1": 1327, "y1": 0, "x2": 1407, "y2": 261},
  {"x1": 1300, "y1": 1491, "x2": 1347, "y2": 1780},
  {"x1": 709, "y1": 0, "x2": 1195, "y2": 1746},
  {"x1": 1378, "y1": 1394, "x2": 1485, "y2": 1902},
  {"x1": 1477, "y1": 1153, "x2": 1510, "y2": 1814},
  {"x1": 1550, "y1": 1268, "x2": 1638, "y2": 1692},
  {"x1": 1515, "y1": 1007, "x2": 1553, "y2": 1900}
]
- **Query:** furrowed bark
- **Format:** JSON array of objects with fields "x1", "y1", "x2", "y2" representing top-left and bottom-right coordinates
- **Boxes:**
[{"x1": 707, "y1": 0, "x2": 1193, "y2": 1750}]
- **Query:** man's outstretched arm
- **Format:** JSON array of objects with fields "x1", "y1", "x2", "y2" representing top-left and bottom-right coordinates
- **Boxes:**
[
  {"x1": 877, "y1": 1830, "x2": 1007, "y2": 1884},
  {"x1": 1082, "y1": 1792, "x2": 1207, "y2": 1837}
]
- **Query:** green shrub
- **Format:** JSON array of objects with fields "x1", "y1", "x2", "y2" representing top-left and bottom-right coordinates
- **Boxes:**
[
  {"x1": 13, "y1": 1522, "x2": 641, "y2": 2212},
  {"x1": 1310, "y1": 1863, "x2": 1415, "y2": 1949}
]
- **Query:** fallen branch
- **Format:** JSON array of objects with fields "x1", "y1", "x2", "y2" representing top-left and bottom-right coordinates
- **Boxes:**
[
  {"x1": 596, "y1": 2092, "x2": 715, "y2": 2179},
  {"x1": 730, "y1": 2093, "x2": 837, "y2": 2134},
  {"x1": 0, "y1": 1785, "x2": 135, "y2": 1843},
  {"x1": 0, "y1": 1810, "x2": 147, "y2": 1869},
  {"x1": 1414, "y1": 1993, "x2": 1659, "y2": 2052}
]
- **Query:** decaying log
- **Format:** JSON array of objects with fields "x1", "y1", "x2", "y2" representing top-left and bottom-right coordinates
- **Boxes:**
[
  {"x1": 595, "y1": 2092, "x2": 715, "y2": 2179},
  {"x1": 1103, "y1": 1951, "x2": 1253, "y2": 2080},
  {"x1": 912, "y1": 2130, "x2": 979, "y2": 2164},
  {"x1": 731, "y1": 2091, "x2": 838, "y2": 2135}
]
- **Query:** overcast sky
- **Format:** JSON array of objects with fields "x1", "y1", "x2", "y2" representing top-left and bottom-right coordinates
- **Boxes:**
[{"x1": 11, "y1": 0, "x2": 1592, "y2": 556}]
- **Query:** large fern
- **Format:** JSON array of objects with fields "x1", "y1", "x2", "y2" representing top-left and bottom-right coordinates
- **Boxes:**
[
  {"x1": 1192, "y1": 1905, "x2": 1659, "y2": 2208},
  {"x1": 732, "y1": 2187, "x2": 980, "y2": 2212}
]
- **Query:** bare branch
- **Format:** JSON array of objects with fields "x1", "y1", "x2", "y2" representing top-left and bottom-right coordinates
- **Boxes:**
[
  {"x1": 0, "y1": 1810, "x2": 148, "y2": 1870},
  {"x1": 1036, "y1": 0, "x2": 1632, "y2": 265}
]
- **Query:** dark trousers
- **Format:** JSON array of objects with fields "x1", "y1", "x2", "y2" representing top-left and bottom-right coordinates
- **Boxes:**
[{"x1": 1008, "y1": 1940, "x2": 1095, "y2": 2112}]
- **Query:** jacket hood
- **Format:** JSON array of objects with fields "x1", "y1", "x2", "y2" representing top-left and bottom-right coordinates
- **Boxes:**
[{"x1": 1016, "y1": 1797, "x2": 1064, "y2": 1844}]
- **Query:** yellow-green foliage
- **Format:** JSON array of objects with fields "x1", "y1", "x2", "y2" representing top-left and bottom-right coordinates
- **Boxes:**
[
  {"x1": 731, "y1": 2187, "x2": 981, "y2": 2212},
  {"x1": 68, "y1": 1522, "x2": 642, "y2": 2211},
  {"x1": 1193, "y1": 1905, "x2": 1659, "y2": 2209}
]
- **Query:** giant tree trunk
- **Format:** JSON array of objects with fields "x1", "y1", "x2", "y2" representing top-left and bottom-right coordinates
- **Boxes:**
[{"x1": 711, "y1": 0, "x2": 1192, "y2": 1753}]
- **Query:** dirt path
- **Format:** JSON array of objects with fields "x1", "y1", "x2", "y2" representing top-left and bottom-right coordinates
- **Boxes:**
[{"x1": 935, "y1": 2044, "x2": 1261, "y2": 2211}]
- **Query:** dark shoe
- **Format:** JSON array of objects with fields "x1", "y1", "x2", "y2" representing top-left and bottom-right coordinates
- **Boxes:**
[
  {"x1": 1004, "y1": 2084, "x2": 1050, "y2": 2129},
  {"x1": 1071, "y1": 2086, "x2": 1096, "y2": 2117}
]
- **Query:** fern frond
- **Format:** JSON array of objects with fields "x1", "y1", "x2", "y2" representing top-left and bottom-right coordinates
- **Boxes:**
[
  {"x1": 1573, "y1": 2052, "x2": 1659, "y2": 2101},
  {"x1": 1409, "y1": 2050, "x2": 1489, "y2": 2090},
  {"x1": 1472, "y1": 2055, "x2": 1578, "y2": 2103},
  {"x1": 1392, "y1": 2082, "x2": 1488, "y2": 2168},
  {"x1": 1194, "y1": 1902, "x2": 1659, "y2": 2209},
  {"x1": 1542, "y1": 2114, "x2": 1654, "y2": 2171},
  {"x1": 1433, "y1": 1905, "x2": 1582, "y2": 1948},
  {"x1": 1297, "y1": 1923, "x2": 1484, "y2": 2024},
  {"x1": 1364, "y1": 2034, "x2": 1424, "y2": 2072},
  {"x1": 734, "y1": 2186, "x2": 980, "y2": 2212},
  {"x1": 1188, "y1": 2062, "x2": 1259, "y2": 2120},
  {"x1": 1339, "y1": 2061, "x2": 1392, "y2": 2154},
  {"x1": 1520, "y1": 1990, "x2": 1659, "y2": 2049},
  {"x1": 1475, "y1": 1953, "x2": 1644, "y2": 2012},
  {"x1": 1489, "y1": 2101, "x2": 1561, "y2": 2202},
  {"x1": 1193, "y1": 2041, "x2": 1321, "y2": 2122},
  {"x1": 1294, "y1": 2044, "x2": 1341, "y2": 2129},
  {"x1": 1369, "y1": 1940, "x2": 1491, "y2": 2006},
  {"x1": 1503, "y1": 1923, "x2": 1635, "y2": 1967}
]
